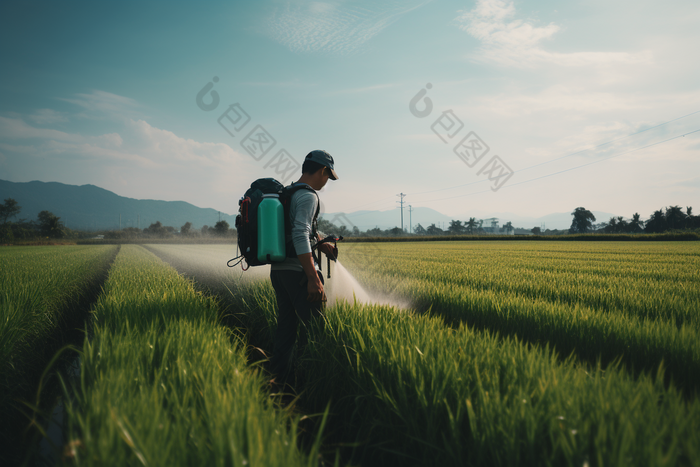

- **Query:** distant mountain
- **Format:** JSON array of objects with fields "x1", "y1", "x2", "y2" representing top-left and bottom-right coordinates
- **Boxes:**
[{"x1": 0, "y1": 179, "x2": 235, "y2": 231}]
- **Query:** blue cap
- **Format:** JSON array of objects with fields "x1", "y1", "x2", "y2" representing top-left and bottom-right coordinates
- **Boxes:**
[{"x1": 305, "y1": 150, "x2": 338, "y2": 180}]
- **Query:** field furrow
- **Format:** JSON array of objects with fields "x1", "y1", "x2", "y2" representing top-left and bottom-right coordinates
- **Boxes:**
[{"x1": 0, "y1": 245, "x2": 118, "y2": 465}]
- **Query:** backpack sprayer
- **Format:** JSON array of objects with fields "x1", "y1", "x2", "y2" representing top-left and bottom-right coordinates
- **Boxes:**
[
  {"x1": 313, "y1": 234, "x2": 344, "y2": 278},
  {"x1": 228, "y1": 178, "x2": 345, "y2": 279}
]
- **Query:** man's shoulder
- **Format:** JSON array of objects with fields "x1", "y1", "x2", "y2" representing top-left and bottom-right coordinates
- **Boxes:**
[
  {"x1": 287, "y1": 183, "x2": 316, "y2": 195},
  {"x1": 288, "y1": 184, "x2": 318, "y2": 222},
  {"x1": 288, "y1": 184, "x2": 317, "y2": 203}
]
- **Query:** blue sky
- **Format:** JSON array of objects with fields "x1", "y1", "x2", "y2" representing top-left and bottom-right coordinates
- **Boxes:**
[{"x1": 1, "y1": 0, "x2": 699, "y2": 225}]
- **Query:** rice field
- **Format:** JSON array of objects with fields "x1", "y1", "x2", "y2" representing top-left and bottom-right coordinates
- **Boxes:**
[
  {"x1": 2, "y1": 240, "x2": 699, "y2": 466},
  {"x1": 338, "y1": 241, "x2": 700, "y2": 396},
  {"x1": 209, "y1": 241, "x2": 700, "y2": 466}
]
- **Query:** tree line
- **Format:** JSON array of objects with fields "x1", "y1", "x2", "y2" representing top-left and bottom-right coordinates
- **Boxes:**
[
  {"x1": 3, "y1": 196, "x2": 698, "y2": 242},
  {"x1": 108, "y1": 220, "x2": 233, "y2": 239},
  {"x1": 568, "y1": 206, "x2": 699, "y2": 234},
  {"x1": 320, "y1": 206, "x2": 700, "y2": 237},
  {"x1": 1, "y1": 199, "x2": 66, "y2": 241}
]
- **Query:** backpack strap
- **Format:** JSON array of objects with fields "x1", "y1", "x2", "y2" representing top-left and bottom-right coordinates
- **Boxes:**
[{"x1": 282, "y1": 183, "x2": 320, "y2": 259}]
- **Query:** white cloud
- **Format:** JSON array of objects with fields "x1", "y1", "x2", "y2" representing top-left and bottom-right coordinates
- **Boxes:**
[
  {"x1": 474, "y1": 85, "x2": 645, "y2": 117},
  {"x1": 27, "y1": 108, "x2": 69, "y2": 125},
  {"x1": 268, "y1": 0, "x2": 432, "y2": 55},
  {"x1": 327, "y1": 82, "x2": 397, "y2": 95},
  {"x1": 0, "y1": 113, "x2": 264, "y2": 211},
  {"x1": 122, "y1": 119, "x2": 243, "y2": 168},
  {"x1": 456, "y1": 0, "x2": 651, "y2": 68},
  {"x1": 0, "y1": 115, "x2": 83, "y2": 142},
  {"x1": 0, "y1": 115, "x2": 243, "y2": 168},
  {"x1": 676, "y1": 177, "x2": 700, "y2": 189},
  {"x1": 57, "y1": 90, "x2": 144, "y2": 120}
]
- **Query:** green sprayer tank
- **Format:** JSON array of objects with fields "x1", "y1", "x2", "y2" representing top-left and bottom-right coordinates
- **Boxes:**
[{"x1": 257, "y1": 193, "x2": 286, "y2": 262}]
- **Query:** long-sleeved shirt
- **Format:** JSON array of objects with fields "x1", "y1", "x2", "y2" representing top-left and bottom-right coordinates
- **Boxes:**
[{"x1": 270, "y1": 183, "x2": 319, "y2": 272}]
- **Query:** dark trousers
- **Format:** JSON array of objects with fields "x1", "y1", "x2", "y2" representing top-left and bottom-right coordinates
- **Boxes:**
[{"x1": 269, "y1": 269, "x2": 325, "y2": 381}]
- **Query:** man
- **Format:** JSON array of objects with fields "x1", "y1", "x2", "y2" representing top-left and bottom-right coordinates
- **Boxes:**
[{"x1": 269, "y1": 149, "x2": 339, "y2": 388}]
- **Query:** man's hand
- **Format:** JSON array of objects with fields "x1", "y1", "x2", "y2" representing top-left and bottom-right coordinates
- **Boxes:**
[
  {"x1": 298, "y1": 251, "x2": 326, "y2": 302},
  {"x1": 307, "y1": 277, "x2": 327, "y2": 302},
  {"x1": 318, "y1": 242, "x2": 337, "y2": 259}
]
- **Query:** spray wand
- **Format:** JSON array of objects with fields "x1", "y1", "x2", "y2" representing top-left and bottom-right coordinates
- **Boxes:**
[{"x1": 314, "y1": 235, "x2": 343, "y2": 278}]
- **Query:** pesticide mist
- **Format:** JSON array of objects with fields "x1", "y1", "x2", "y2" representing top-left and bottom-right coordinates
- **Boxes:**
[
  {"x1": 144, "y1": 244, "x2": 409, "y2": 310},
  {"x1": 326, "y1": 260, "x2": 410, "y2": 310},
  {"x1": 325, "y1": 260, "x2": 372, "y2": 305}
]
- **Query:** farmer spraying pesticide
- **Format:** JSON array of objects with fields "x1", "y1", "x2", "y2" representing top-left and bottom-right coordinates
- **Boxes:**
[{"x1": 229, "y1": 150, "x2": 340, "y2": 389}]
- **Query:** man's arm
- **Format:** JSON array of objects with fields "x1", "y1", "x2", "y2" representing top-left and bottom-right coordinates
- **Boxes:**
[{"x1": 290, "y1": 190, "x2": 325, "y2": 302}]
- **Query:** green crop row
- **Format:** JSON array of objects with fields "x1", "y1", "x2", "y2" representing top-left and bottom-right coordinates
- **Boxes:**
[
  {"x1": 338, "y1": 241, "x2": 700, "y2": 395},
  {"x1": 342, "y1": 242, "x2": 700, "y2": 327},
  {"x1": 1, "y1": 245, "x2": 117, "y2": 384},
  {"x1": 0, "y1": 244, "x2": 118, "y2": 463},
  {"x1": 64, "y1": 245, "x2": 326, "y2": 466},
  {"x1": 303, "y1": 301, "x2": 700, "y2": 466},
  {"x1": 342, "y1": 232, "x2": 700, "y2": 242}
]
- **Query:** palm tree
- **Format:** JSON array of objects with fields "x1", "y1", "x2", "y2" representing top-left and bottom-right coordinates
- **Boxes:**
[
  {"x1": 570, "y1": 207, "x2": 596, "y2": 234},
  {"x1": 686, "y1": 207, "x2": 700, "y2": 229},
  {"x1": 629, "y1": 213, "x2": 643, "y2": 233},
  {"x1": 604, "y1": 216, "x2": 618, "y2": 233},
  {"x1": 645, "y1": 209, "x2": 666, "y2": 233},
  {"x1": 665, "y1": 205, "x2": 686, "y2": 230},
  {"x1": 466, "y1": 217, "x2": 477, "y2": 234},
  {"x1": 448, "y1": 220, "x2": 465, "y2": 234}
]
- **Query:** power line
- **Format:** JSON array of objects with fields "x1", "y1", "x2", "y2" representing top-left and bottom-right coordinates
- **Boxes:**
[
  {"x1": 406, "y1": 108, "x2": 700, "y2": 197},
  {"x1": 337, "y1": 110, "x2": 700, "y2": 215},
  {"x1": 396, "y1": 193, "x2": 406, "y2": 231},
  {"x1": 340, "y1": 194, "x2": 397, "y2": 211},
  {"x1": 415, "y1": 127, "x2": 700, "y2": 204}
]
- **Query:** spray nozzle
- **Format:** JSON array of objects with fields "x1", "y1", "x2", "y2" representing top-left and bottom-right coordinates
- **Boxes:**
[
  {"x1": 317, "y1": 235, "x2": 343, "y2": 245},
  {"x1": 314, "y1": 235, "x2": 343, "y2": 278}
]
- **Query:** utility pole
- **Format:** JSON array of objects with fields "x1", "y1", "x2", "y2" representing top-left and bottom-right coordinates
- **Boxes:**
[
  {"x1": 119, "y1": 214, "x2": 121, "y2": 230},
  {"x1": 219, "y1": 211, "x2": 221, "y2": 222},
  {"x1": 396, "y1": 193, "x2": 406, "y2": 232},
  {"x1": 408, "y1": 205, "x2": 413, "y2": 234}
]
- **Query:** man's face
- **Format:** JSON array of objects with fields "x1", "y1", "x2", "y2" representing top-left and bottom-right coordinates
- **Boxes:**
[{"x1": 317, "y1": 167, "x2": 330, "y2": 190}]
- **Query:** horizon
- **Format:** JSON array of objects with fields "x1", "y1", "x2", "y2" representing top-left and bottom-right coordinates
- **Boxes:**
[
  {"x1": 1, "y1": 1, "x2": 698, "y2": 220},
  {"x1": 1, "y1": 178, "x2": 630, "y2": 231}
]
